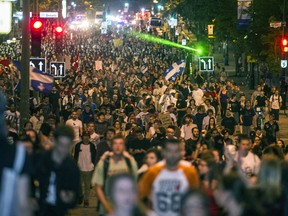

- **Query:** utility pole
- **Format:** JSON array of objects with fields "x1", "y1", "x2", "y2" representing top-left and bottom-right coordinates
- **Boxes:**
[
  {"x1": 33, "y1": 0, "x2": 39, "y2": 14},
  {"x1": 58, "y1": 0, "x2": 62, "y2": 21},
  {"x1": 20, "y1": 0, "x2": 30, "y2": 130},
  {"x1": 36, "y1": 0, "x2": 39, "y2": 14}
]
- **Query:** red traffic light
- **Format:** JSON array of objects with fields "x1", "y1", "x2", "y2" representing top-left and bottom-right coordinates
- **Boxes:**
[
  {"x1": 33, "y1": 21, "x2": 43, "y2": 29},
  {"x1": 282, "y1": 38, "x2": 288, "y2": 53},
  {"x1": 55, "y1": 26, "x2": 63, "y2": 33}
]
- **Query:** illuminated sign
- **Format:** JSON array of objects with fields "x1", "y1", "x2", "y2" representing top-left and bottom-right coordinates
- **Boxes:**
[{"x1": 0, "y1": 2, "x2": 12, "y2": 34}]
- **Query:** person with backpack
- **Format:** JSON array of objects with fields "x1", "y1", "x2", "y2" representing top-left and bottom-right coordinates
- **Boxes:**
[
  {"x1": 269, "y1": 89, "x2": 282, "y2": 121},
  {"x1": 92, "y1": 134, "x2": 138, "y2": 216}
]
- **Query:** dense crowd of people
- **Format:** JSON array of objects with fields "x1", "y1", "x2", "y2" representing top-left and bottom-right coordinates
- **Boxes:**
[{"x1": 0, "y1": 26, "x2": 288, "y2": 216}]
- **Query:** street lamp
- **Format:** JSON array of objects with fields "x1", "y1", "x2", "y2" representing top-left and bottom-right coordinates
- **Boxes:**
[
  {"x1": 71, "y1": 2, "x2": 76, "y2": 8},
  {"x1": 158, "y1": 5, "x2": 162, "y2": 12}
]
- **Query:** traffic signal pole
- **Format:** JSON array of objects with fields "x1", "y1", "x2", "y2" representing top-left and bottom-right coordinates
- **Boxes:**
[
  {"x1": 20, "y1": 0, "x2": 30, "y2": 130},
  {"x1": 282, "y1": 0, "x2": 286, "y2": 77}
]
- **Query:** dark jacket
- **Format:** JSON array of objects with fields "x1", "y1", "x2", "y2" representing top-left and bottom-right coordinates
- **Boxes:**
[
  {"x1": 34, "y1": 151, "x2": 80, "y2": 214},
  {"x1": 94, "y1": 121, "x2": 109, "y2": 136},
  {"x1": 74, "y1": 142, "x2": 96, "y2": 165},
  {"x1": 81, "y1": 110, "x2": 94, "y2": 124}
]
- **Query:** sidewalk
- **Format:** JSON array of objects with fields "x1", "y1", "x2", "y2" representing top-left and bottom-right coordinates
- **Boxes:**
[
  {"x1": 213, "y1": 49, "x2": 288, "y2": 142},
  {"x1": 278, "y1": 112, "x2": 288, "y2": 142},
  {"x1": 213, "y1": 51, "x2": 236, "y2": 77}
]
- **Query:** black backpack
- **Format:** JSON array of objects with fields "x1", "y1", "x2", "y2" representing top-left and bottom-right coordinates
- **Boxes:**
[
  {"x1": 97, "y1": 155, "x2": 134, "y2": 211},
  {"x1": 103, "y1": 155, "x2": 133, "y2": 185}
]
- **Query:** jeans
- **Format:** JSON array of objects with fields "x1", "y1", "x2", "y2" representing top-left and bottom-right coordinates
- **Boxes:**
[
  {"x1": 221, "y1": 102, "x2": 228, "y2": 117},
  {"x1": 232, "y1": 112, "x2": 239, "y2": 124},
  {"x1": 271, "y1": 109, "x2": 279, "y2": 121},
  {"x1": 80, "y1": 171, "x2": 93, "y2": 201}
]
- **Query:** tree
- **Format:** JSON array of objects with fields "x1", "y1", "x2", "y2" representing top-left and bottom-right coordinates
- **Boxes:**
[
  {"x1": 244, "y1": 0, "x2": 288, "y2": 73},
  {"x1": 163, "y1": 0, "x2": 288, "y2": 74},
  {"x1": 38, "y1": 0, "x2": 58, "y2": 11}
]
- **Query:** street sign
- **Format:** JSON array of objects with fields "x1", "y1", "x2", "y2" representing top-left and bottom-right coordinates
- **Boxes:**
[
  {"x1": 101, "y1": 22, "x2": 107, "y2": 34},
  {"x1": 208, "y1": 24, "x2": 215, "y2": 39},
  {"x1": 270, "y1": 22, "x2": 281, "y2": 28},
  {"x1": 182, "y1": 39, "x2": 186, "y2": 46},
  {"x1": 106, "y1": 20, "x2": 112, "y2": 26},
  {"x1": 208, "y1": 24, "x2": 214, "y2": 35},
  {"x1": 50, "y1": 62, "x2": 66, "y2": 77},
  {"x1": 30, "y1": 58, "x2": 46, "y2": 72},
  {"x1": 281, "y1": 60, "x2": 287, "y2": 68},
  {"x1": 13, "y1": 11, "x2": 33, "y2": 19},
  {"x1": 101, "y1": 28, "x2": 107, "y2": 34},
  {"x1": 199, "y1": 57, "x2": 214, "y2": 71},
  {"x1": 39, "y1": 12, "x2": 58, "y2": 18},
  {"x1": 247, "y1": 55, "x2": 256, "y2": 63},
  {"x1": 270, "y1": 21, "x2": 286, "y2": 28}
]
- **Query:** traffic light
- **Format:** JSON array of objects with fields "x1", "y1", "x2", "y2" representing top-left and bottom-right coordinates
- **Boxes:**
[
  {"x1": 30, "y1": 19, "x2": 43, "y2": 57},
  {"x1": 54, "y1": 25, "x2": 64, "y2": 53},
  {"x1": 282, "y1": 38, "x2": 288, "y2": 53}
]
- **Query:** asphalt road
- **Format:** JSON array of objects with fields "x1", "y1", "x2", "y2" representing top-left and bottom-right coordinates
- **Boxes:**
[{"x1": 68, "y1": 188, "x2": 98, "y2": 216}]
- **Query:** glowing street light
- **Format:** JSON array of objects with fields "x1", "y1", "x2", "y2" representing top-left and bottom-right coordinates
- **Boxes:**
[{"x1": 71, "y1": 2, "x2": 76, "y2": 8}]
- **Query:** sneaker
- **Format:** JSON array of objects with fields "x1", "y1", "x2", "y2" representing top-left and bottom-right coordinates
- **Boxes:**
[{"x1": 84, "y1": 200, "x2": 89, "y2": 208}]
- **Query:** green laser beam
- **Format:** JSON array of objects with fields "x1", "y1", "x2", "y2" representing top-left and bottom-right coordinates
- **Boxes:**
[{"x1": 129, "y1": 31, "x2": 202, "y2": 53}]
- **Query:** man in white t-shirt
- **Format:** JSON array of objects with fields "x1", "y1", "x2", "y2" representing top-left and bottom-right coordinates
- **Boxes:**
[
  {"x1": 192, "y1": 84, "x2": 204, "y2": 106},
  {"x1": 87, "y1": 122, "x2": 100, "y2": 148},
  {"x1": 74, "y1": 132, "x2": 96, "y2": 207},
  {"x1": 159, "y1": 89, "x2": 176, "y2": 112},
  {"x1": 66, "y1": 111, "x2": 83, "y2": 145},
  {"x1": 225, "y1": 134, "x2": 260, "y2": 182}
]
